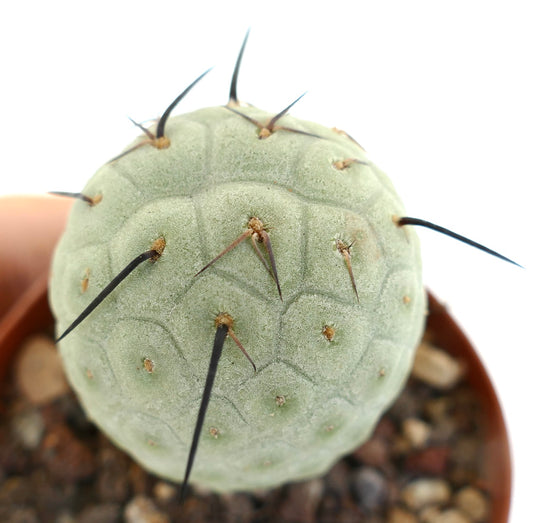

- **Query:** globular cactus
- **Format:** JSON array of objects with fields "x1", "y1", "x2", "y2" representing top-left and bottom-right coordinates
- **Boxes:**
[{"x1": 49, "y1": 34, "x2": 518, "y2": 495}]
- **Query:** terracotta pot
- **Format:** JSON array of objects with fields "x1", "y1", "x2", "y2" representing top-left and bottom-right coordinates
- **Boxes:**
[
  {"x1": 0, "y1": 195, "x2": 72, "y2": 387},
  {"x1": 0, "y1": 195, "x2": 511, "y2": 521},
  {"x1": 425, "y1": 293, "x2": 512, "y2": 522}
]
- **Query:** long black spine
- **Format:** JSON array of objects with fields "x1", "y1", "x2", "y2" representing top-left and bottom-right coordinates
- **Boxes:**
[
  {"x1": 268, "y1": 92, "x2": 306, "y2": 128},
  {"x1": 398, "y1": 216, "x2": 522, "y2": 267},
  {"x1": 180, "y1": 324, "x2": 228, "y2": 502},
  {"x1": 55, "y1": 249, "x2": 156, "y2": 342},
  {"x1": 229, "y1": 29, "x2": 250, "y2": 104},
  {"x1": 156, "y1": 68, "x2": 212, "y2": 138}
]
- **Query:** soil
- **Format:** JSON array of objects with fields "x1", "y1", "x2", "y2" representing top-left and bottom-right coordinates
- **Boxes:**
[{"x1": 0, "y1": 323, "x2": 493, "y2": 523}]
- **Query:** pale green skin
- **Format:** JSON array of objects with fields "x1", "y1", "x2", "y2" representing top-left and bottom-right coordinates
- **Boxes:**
[{"x1": 50, "y1": 106, "x2": 426, "y2": 492}]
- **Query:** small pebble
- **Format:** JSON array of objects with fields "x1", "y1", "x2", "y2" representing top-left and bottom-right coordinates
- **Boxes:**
[
  {"x1": 373, "y1": 417, "x2": 397, "y2": 439},
  {"x1": 128, "y1": 462, "x2": 150, "y2": 495},
  {"x1": 15, "y1": 335, "x2": 69, "y2": 405},
  {"x1": 454, "y1": 486, "x2": 489, "y2": 522},
  {"x1": 424, "y1": 397, "x2": 451, "y2": 422},
  {"x1": 391, "y1": 434, "x2": 412, "y2": 457},
  {"x1": 278, "y1": 478, "x2": 324, "y2": 522},
  {"x1": 3, "y1": 507, "x2": 39, "y2": 523},
  {"x1": 451, "y1": 437, "x2": 481, "y2": 468},
  {"x1": 153, "y1": 481, "x2": 177, "y2": 502},
  {"x1": 55, "y1": 511, "x2": 76, "y2": 523},
  {"x1": 124, "y1": 495, "x2": 169, "y2": 523},
  {"x1": 419, "y1": 505, "x2": 441, "y2": 522},
  {"x1": 11, "y1": 408, "x2": 44, "y2": 449},
  {"x1": 404, "y1": 446, "x2": 450, "y2": 476},
  {"x1": 350, "y1": 466, "x2": 388, "y2": 511},
  {"x1": 387, "y1": 506, "x2": 418, "y2": 523},
  {"x1": 0, "y1": 476, "x2": 34, "y2": 507},
  {"x1": 402, "y1": 417, "x2": 431, "y2": 448},
  {"x1": 323, "y1": 461, "x2": 351, "y2": 497},
  {"x1": 77, "y1": 503, "x2": 121, "y2": 523},
  {"x1": 39, "y1": 424, "x2": 96, "y2": 482},
  {"x1": 221, "y1": 492, "x2": 256, "y2": 522},
  {"x1": 97, "y1": 444, "x2": 131, "y2": 503},
  {"x1": 432, "y1": 508, "x2": 471, "y2": 523},
  {"x1": 412, "y1": 342, "x2": 464, "y2": 390},
  {"x1": 401, "y1": 478, "x2": 451, "y2": 510},
  {"x1": 353, "y1": 437, "x2": 389, "y2": 468},
  {"x1": 389, "y1": 388, "x2": 422, "y2": 420},
  {"x1": 431, "y1": 415, "x2": 458, "y2": 444}
]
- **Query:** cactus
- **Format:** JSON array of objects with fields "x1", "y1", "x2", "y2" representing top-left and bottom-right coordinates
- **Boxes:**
[{"x1": 48, "y1": 34, "x2": 519, "y2": 495}]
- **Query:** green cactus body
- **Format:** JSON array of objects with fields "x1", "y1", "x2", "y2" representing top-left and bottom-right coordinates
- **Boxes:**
[{"x1": 50, "y1": 105, "x2": 425, "y2": 492}]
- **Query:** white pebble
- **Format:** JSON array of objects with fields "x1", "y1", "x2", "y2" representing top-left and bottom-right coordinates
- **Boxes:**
[
  {"x1": 454, "y1": 486, "x2": 489, "y2": 522},
  {"x1": 401, "y1": 479, "x2": 451, "y2": 510},
  {"x1": 387, "y1": 506, "x2": 418, "y2": 523},
  {"x1": 153, "y1": 481, "x2": 177, "y2": 502},
  {"x1": 412, "y1": 342, "x2": 464, "y2": 389},
  {"x1": 402, "y1": 417, "x2": 431, "y2": 448},
  {"x1": 419, "y1": 506, "x2": 441, "y2": 522},
  {"x1": 433, "y1": 509, "x2": 471, "y2": 523},
  {"x1": 15, "y1": 335, "x2": 69, "y2": 405},
  {"x1": 11, "y1": 408, "x2": 44, "y2": 449},
  {"x1": 124, "y1": 495, "x2": 169, "y2": 523}
]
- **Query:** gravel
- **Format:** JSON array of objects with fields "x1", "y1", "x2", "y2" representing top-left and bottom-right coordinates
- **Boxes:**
[{"x1": 0, "y1": 328, "x2": 493, "y2": 522}]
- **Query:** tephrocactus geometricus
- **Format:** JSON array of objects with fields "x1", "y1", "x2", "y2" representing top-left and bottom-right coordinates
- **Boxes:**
[{"x1": 49, "y1": 32, "x2": 520, "y2": 497}]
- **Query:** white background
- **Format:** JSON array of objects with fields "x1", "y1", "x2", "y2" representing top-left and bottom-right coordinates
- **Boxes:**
[{"x1": 1, "y1": 1, "x2": 531, "y2": 520}]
